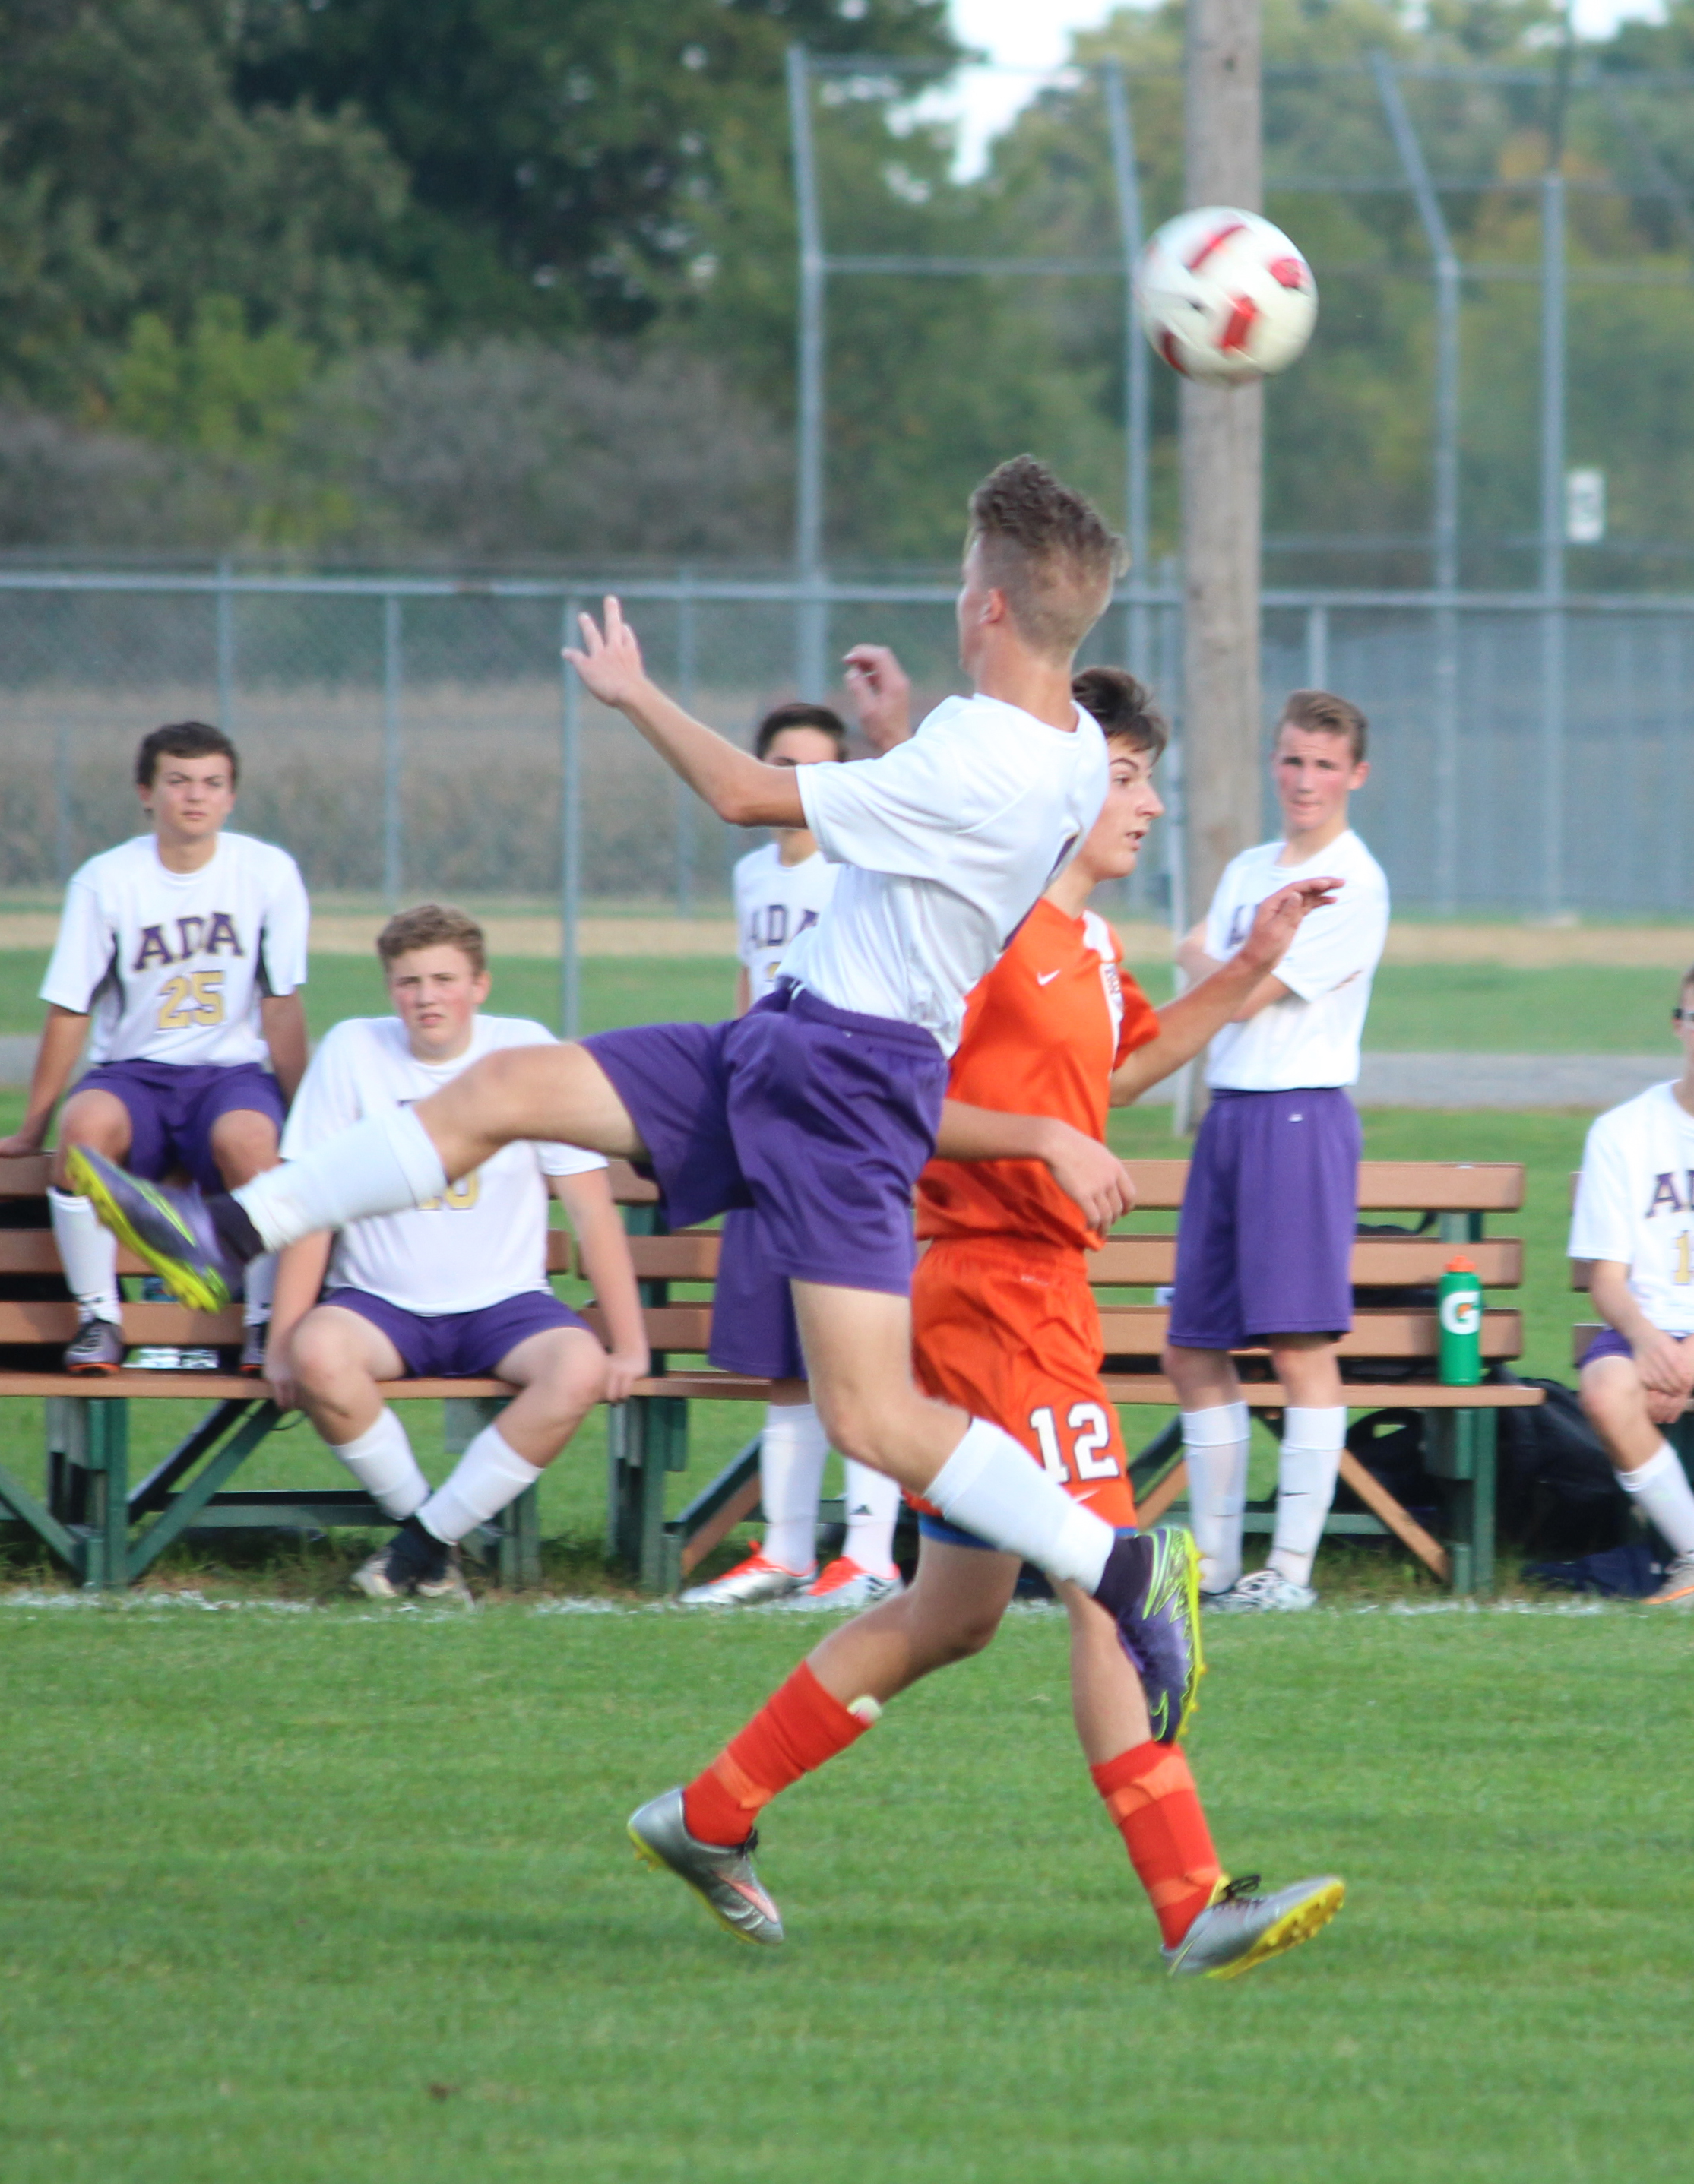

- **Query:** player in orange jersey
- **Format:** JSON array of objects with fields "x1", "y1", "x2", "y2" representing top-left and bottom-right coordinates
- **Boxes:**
[{"x1": 657, "y1": 667, "x2": 1347, "y2": 1978}]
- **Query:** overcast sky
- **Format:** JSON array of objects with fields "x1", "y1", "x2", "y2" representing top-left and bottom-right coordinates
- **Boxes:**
[{"x1": 941, "y1": 0, "x2": 1669, "y2": 176}]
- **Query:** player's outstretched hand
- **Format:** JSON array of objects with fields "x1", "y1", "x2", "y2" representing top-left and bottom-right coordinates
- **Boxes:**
[
  {"x1": 562, "y1": 597, "x2": 649, "y2": 711},
  {"x1": 604, "y1": 1344, "x2": 651, "y2": 1404},
  {"x1": 842, "y1": 643, "x2": 913, "y2": 752},
  {"x1": 1239, "y1": 876, "x2": 1341, "y2": 973},
  {"x1": 264, "y1": 1337, "x2": 301, "y2": 1417},
  {"x1": 1040, "y1": 1120, "x2": 1136, "y2": 1232}
]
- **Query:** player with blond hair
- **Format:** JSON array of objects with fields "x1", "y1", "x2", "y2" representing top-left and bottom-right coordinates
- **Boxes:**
[{"x1": 74, "y1": 457, "x2": 1206, "y2": 1932}]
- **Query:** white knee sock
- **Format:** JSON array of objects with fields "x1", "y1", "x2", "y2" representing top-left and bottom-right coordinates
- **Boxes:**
[
  {"x1": 1181, "y1": 1401, "x2": 1250, "y2": 1596},
  {"x1": 1268, "y1": 1406, "x2": 1347, "y2": 1588},
  {"x1": 331, "y1": 1408, "x2": 429, "y2": 1521},
  {"x1": 49, "y1": 1187, "x2": 121, "y2": 1323},
  {"x1": 1617, "y1": 1442, "x2": 1694, "y2": 1558},
  {"x1": 758, "y1": 1401, "x2": 828, "y2": 1573},
  {"x1": 926, "y1": 1417, "x2": 1114, "y2": 1590},
  {"x1": 419, "y1": 1422, "x2": 543, "y2": 1546},
  {"x1": 242, "y1": 1252, "x2": 277, "y2": 1328},
  {"x1": 843, "y1": 1459, "x2": 901, "y2": 1577},
  {"x1": 233, "y1": 1107, "x2": 448, "y2": 1252}
]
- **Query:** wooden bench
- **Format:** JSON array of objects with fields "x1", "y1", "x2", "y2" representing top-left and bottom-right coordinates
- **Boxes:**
[{"x1": 595, "y1": 1158, "x2": 1545, "y2": 1598}]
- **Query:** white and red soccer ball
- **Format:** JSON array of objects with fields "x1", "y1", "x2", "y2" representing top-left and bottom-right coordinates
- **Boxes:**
[{"x1": 1134, "y1": 207, "x2": 1317, "y2": 386}]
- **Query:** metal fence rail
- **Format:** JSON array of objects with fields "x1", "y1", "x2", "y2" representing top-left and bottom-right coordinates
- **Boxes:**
[{"x1": 1, "y1": 569, "x2": 1691, "y2": 1030}]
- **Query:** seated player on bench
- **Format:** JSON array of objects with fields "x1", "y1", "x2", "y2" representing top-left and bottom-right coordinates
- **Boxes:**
[
  {"x1": 0, "y1": 720, "x2": 307, "y2": 1375},
  {"x1": 1569, "y1": 964, "x2": 1694, "y2": 1606},
  {"x1": 264, "y1": 904, "x2": 647, "y2": 1603}
]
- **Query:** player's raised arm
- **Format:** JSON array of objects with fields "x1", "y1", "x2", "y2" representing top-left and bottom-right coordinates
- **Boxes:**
[
  {"x1": 1110, "y1": 877, "x2": 1338, "y2": 1103},
  {"x1": 564, "y1": 598, "x2": 806, "y2": 830}
]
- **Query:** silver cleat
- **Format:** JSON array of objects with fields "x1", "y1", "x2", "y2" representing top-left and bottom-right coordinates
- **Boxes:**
[
  {"x1": 628, "y1": 1787, "x2": 784, "y2": 1947},
  {"x1": 678, "y1": 1550, "x2": 812, "y2": 1607},
  {"x1": 1645, "y1": 1548, "x2": 1694, "y2": 1606},
  {"x1": 352, "y1": 1543, "x2": 473, "y2": 1606},
  {"x1": 1164, "y1": 1873, "x2": 1344, "y2": 1979},
  {"x1": 1209, "y1": 1568, "x2": 1318, "y2": 1613}
]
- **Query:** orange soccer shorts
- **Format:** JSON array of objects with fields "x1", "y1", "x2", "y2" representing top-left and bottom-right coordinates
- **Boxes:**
[{"x1": 910, "y1": 1234, "x2": 1137, "y2": 1534}]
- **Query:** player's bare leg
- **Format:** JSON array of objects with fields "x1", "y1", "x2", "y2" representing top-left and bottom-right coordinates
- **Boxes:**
[
  {"x1": 790, "y1": 1280, "x2": 977, "y2": 1495},
  {"x1": 1581, "y1": 1351, "x2": 1694, "y2": 1603}
]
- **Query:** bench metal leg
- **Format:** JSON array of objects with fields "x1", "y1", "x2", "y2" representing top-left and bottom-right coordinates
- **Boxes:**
[
  {"x1": 1426, "y1": 1407, "x2": 1496, "y2": 1597},
  {"x1": 609, "y1": 1396, "x2": 689, "y2": 1594}
]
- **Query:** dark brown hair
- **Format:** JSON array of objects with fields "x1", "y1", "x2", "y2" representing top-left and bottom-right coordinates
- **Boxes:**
[
  {"x1": 1072, "y1": 667, "x2": 1167, "y2": 761},
  {"x1": 135, "y1": 720, "x2": 239, "y2": 788},
  {"x1": 1279, "y1": 688, "x2": 1369, "y2": 763},
  {"x1": 754, "y1": 701, "x2": 849, "y2": 761},
  {"x1": 967, "y1": 455, "x2": 1123, "y2": 661},
  {"x1": 377, "y1": 903, "x2": 487, "y2": 976}
]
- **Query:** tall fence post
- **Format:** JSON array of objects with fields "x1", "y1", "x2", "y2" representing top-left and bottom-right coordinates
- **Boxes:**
[
  {"x1": 560, "y1": 595, "x2": 583, "y2": 1040},
  {"x1": 215, "y1": 559, "x2": 236, "y2": 734},
  {"x1": 382, "y1": 594, "x2": 404, "y2": 907},
  {"x1": 54, "y1": 721, "x2": 73, "y2": 883},
  {"x1": 1305, "y1": 603, "x2": 1329, "y2": 692},
  {"x1": 1539, "y1": 165, "x2": 1567, "y2": 919},
  {"x1": 676, "y1": 578, "x2": 698, "y2": 916},
  {"x1": 787, "y1": 43, "x2": 828, "y2": 697},
  {"x1": 1103, "y1": 57, "x2": 1151, "y2": 681}
]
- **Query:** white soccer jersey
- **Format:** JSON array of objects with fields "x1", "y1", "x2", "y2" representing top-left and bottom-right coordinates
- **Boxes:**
[
  {"x1": 1570, "y1": 1081, "x2": 1694, "y2": 1337},
  {"x1": 787, "y1": 693, "x2": 1108, "y2": 1054},
  {"x1": 280, "y1": 1014, "x2": 606, "y2": 1315},
  {"x1": 1200, "y1": 829, "x2": 1389, "y2": 1091},
  {"x1": 733, "y1": 841, "x2": 838, "y2": 998},
  {"x1": 40, "y1": 832, "x2": 309, "y2": 1069}
]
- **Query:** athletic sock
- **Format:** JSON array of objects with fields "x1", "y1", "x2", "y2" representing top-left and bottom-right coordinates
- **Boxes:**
[
  {"x1": 417, "y1": 1422, "x2": 543, "y2": 1546},
  {"x1": 1268, "y1": 1405, "x2": 1346, "y2": 1589},
  {"x1": 926, "y1": 1417, "x2": 1114, "y2": 1591},
  {"x1": 682, "y1": 1661, "x2": 879, "y2": 1848},
  {"x1": 330, "y1": 1407, "x2": 429, "y2": 1521},
  {"x1": 758, "y1": 1401, "x2": 829, "y2": 1573},
  {"x1": 232, "y1": 1106, "x2": 448, "y2": 1253},
  {"x1": 1180, "y1": 1402, "x2": 1250, "y2": 1595},
  {"x1": 1617, "y1": 1442, "x2": 1694, "y2": 1558},
  {"x1": 843, "y1": 1458, "x2": 901, "y2": 1577},
  {"x1": 49, "y1": 1187, "x2": 121, "y2": 1325},
  {"x1": 1091, "y1": 1740, "x2": 1223, "y2": 1949},
  {"x1": 241, "y1": 1251, "x2": 276, "y2": 1330}
]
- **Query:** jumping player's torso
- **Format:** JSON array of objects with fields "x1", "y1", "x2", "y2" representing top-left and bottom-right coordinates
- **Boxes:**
[
  {"x1": 733, "y1": 842, "x2": 838, "y2": 999},
  {"x1": 1202, "y1": 829, "x2": 1389, "y2": 1092},
  {"x1": 783, "y1": 694, "x2": 1110, "y2": 1055},
  {"x1": 1571, "y1": 1081, "x2": 1694, "y2": 1337},
  {"x1": 280, "y1": 1014, "x2": 605, "y2": 1315},
  {"x1": 40, "y1": 831, "x2": 309, "y2": 1069},
  {"x1": 918, "y1": 897, "x2": 1159, "y2": 1252}
]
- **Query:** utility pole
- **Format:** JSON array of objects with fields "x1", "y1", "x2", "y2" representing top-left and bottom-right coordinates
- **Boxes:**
[{"x1": 1180, "y1": 0, "x2": 1263, "y2": 927}]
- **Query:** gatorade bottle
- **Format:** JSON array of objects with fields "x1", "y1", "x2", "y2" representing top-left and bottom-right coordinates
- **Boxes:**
[{"x1": 1437, "y1": 1255, "x2": 1483, "y2": 1385}]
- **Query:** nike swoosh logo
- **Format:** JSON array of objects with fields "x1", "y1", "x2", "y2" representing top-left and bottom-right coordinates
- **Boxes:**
[{"x1": 1037, "y1": 970, "x2": 1062, "y2": 985}]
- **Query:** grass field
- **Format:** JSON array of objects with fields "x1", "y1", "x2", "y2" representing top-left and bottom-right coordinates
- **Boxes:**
[{"x1": 5, "y1": 1600, "x2": 1690, "y2": 2182}]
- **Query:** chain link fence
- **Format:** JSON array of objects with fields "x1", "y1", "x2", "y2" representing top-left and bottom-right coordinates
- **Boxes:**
[{"x1": 0, "y1": 571, "x2": 1690, "y2": 935}]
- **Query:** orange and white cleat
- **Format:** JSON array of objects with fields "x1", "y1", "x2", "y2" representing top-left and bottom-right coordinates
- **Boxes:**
[
  {"x1": 781, "y1": 1558, "x2": 904, "y2": 1611},
  {"x1": 1645, "y1": 1549, "x2": 1694, "y2": 1606},
  {"x1": 677, "y1": 1548, "x2": 812, "y2": 1607}
]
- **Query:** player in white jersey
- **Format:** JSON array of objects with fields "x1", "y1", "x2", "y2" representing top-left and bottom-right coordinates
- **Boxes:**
[
  {"x1": 688, "y1": 694, "x2": 905, "y2": 1612},
  {"x1": 80, "y1": 457, "x2": 1211, "y2": 1951},
  {"x1": 1569, "y1": 968, "x2": 1694, "y2": 1605},
  {"x1": 1164, "y1": 689, "x2": 1389, "y2": 1612},
  {"x1": 0, "y1": 721, "x2": 307, "y2": 1374},
  {"x1": 265, "y1": 904, "x2": 647, "y2": 1602}
]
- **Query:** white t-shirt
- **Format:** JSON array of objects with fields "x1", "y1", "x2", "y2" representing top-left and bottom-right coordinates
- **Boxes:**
[
  {"x1": 1201, "y1": 829, "x2": 1390, "y2": 1091},
  {"x1": 1569, "y1": 1081, "x2": 1694, "y2": 1337},
  {"x1": 41, "y1": 832, "x2": 309, "y2": 1069},
  {"x1": 733, "y1": 841, "x2": 839, "y2": 999},
  {"x1": 280, "y1": 1014, "x2": 605, "y2": 1315},
  {"x1": 787, "y1": 693, "x2": 1109, "y2": 1054}
]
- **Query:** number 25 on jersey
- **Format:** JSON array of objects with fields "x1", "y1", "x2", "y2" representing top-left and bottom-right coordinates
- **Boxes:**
[{"x1": 155, "y1": 969, "x2": 225, "y2": 1031}]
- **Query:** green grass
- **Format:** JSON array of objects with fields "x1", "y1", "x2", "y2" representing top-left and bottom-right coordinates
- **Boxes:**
[
  {"x1": 0, "y1": 951, "x2": 1686, "y2": 1053},
  {"x1": 2, "y1": 1603, "x2": 1689, "y2": 2182}
]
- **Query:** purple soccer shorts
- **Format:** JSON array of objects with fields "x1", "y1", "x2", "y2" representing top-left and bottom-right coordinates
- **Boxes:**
[
  {"x1": 73, "y1": 1059, "x2": 286, "y2": 1195},
  {"x1": 320, "y1": 1287, "x2": 591, "y2": 1378}
]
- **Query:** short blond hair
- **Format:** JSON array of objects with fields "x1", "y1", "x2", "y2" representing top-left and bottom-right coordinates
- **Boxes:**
[
  {"x1": 376, "y1": 902, "x2": 487, "y2": 976},
  {"x1": 967, "y1": 455, "x2": 1123, "y2": 661},
  {"x1": 1280, "y1": 688, "x2": 1369, "y2": 763}
]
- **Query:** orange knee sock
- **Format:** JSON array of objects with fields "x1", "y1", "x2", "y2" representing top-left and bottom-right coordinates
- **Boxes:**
[
  {"x1": 682, "y1": 1662, "x2": 875, "y2": 1847},
  {"x1": 1091, "y1": 1740, "x2": 1222, "y2": 1948}
]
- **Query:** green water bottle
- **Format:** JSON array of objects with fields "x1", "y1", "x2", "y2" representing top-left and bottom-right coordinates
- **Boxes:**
[{"x1": 1437, "y1": 1255, "x2": 1483, "y2": 1385}]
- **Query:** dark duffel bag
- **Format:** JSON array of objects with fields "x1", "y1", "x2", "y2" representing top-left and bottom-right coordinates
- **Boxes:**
[{"x1": 1494, "y1": 1373, "x2": 1630, "y2": 1556}]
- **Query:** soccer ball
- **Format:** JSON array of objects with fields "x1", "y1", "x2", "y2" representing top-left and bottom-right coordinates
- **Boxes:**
[{"x1": 1134, "y1": 207, "x2": 1317, "y2": 386}]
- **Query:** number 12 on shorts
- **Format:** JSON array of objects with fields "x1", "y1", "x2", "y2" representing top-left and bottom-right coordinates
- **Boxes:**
[{"x1": 1030, "y1": 1402, "x2": 1117, "y2": 1483}]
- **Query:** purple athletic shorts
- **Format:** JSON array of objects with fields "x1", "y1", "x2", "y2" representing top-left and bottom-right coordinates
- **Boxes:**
[
  {"x1": 74, "y1": 1059, "x2": 285, "y2": 1194},
  {"x1": 322, "y1": 1287, "x2": 591, "y2": 1378},
  {"x1": 710, "y1": 1206, "x2": 807, "y2": 1380},
  {"x1": 1580, "y1": 1326, "x2": 1634, "y2": 1368},
  {"x1": 1167, "y1": 1086, "x2": 1362, "y2": 1350},
  {"x1": 583, "y1": 983, "x2": 948, "y2": 1298}
]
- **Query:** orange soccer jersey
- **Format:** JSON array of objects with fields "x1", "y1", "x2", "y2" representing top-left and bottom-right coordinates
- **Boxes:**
[{"x1": 913, "y1": 899, "x2": 1160, "y2": 1532}]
